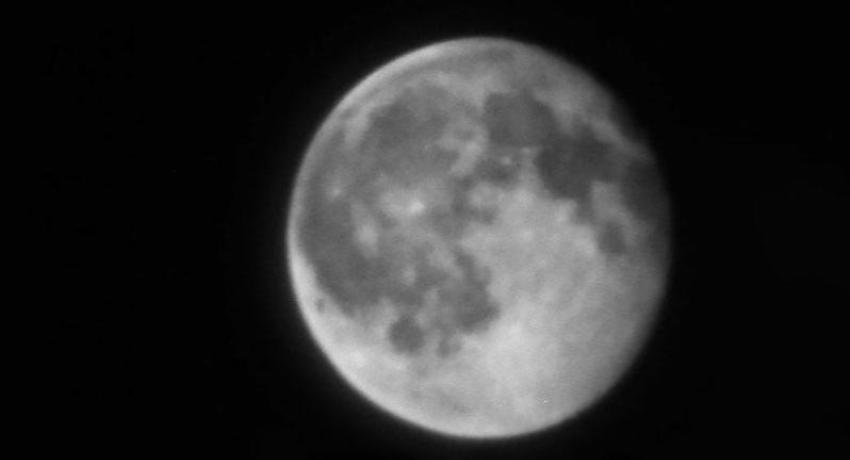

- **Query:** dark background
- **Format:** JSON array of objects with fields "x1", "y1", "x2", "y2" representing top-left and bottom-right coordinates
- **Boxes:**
[{"x1": 43, "y1": 4, "x2": 847, "y2": 458}]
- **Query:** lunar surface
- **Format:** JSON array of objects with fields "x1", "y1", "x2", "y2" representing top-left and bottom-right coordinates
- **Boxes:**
[{"x1": 287, "y1": 38, "x2": 670, "y2": 438}]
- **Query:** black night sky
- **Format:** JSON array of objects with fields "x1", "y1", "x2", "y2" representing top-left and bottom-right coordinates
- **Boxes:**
[{"x1": 42, "y1": 4, "x2": 847, "y2": 458}]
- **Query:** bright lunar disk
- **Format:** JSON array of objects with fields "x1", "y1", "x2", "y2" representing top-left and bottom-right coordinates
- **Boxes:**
[{"x1": 287, "y1": 38, "x2": 670, "y2": 439}]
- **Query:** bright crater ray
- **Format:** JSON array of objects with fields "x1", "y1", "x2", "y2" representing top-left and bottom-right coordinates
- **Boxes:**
[{"x1": 287, "y1": 38, "x2": 670, "y2": 439}]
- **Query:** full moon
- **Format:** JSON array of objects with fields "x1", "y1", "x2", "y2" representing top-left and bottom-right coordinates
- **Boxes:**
[{"x1": 286, "y1": 38, "x2": 670, "y2": 439}]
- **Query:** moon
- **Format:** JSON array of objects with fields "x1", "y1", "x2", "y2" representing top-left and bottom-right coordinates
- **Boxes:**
[{"x1": 286, "y1": 37, "x2": 670, "y2": 439}]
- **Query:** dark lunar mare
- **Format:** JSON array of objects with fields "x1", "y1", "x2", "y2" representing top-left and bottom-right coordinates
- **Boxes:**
[
  {"x1": 620, "y1": 158, "x2": 670, "y2": 257},
  {"x1": 483, "y1": 90, "x2": 559, "y2": 147},
  {"x1": 297, "y1": 85, "x2": 504, "y2": 357},
  {"x1": 596, "y1": 221, "x2": 627, "y2": 256},
  {"x1": 357, "y1": 84, "x2": 459, "y2": 185},
  {"x1": 297, "y1": 186, "x2": 396, "y2": 309},
  {"x1": 297, "y1": 180, "x2": 459, "y2": 325},
  {"x1": 533, "y1": 124, "x2": 616, "y2": 218},
  {"x1": 384, "y1": 244, "x2": 499, "y2": 356},
  {"x1": 480, "y1": 90, "x2": 619, "y2": 223},
  {"x1": 620, "y1": 159, "x2": 666, "y2": 224},
  {"x1": 437, "y1": 249, "x2": 498, "y2": 333},
  {"x1": 472, "y1": 144, "x2": 525, "y2": 190},
  {"x1": 387, "y1": 314, "x2": 425, "y2": 354}
]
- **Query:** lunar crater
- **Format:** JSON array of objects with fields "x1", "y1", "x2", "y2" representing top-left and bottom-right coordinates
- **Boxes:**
[{"x1": 287, "y1": 38, "x2": 670, "y2": 439}]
